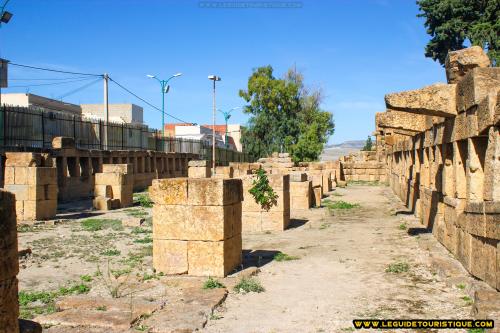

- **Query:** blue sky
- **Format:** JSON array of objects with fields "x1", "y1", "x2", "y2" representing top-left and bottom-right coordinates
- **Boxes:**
[{"x1": 1, "y1": 0, "x2": 445, "y2": 144}]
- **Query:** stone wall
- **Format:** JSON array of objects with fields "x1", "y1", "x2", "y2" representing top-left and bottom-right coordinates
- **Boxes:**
[
  {"x1": 3, "y1": 153, "x2": 58, "y2": 222},
  {"x1": 377, "y1": 47, "x2": 500, "y2": 291},
  {"x1": 0, "y1": 189, "x2": 19, "y2": 333},
  {"x1": 93, "y1": 164, "x2": 134, "y2": 210},
  {"x1": 150, "y1": 178, "x2": 243, "y2": 277},
  {"x1": 339, "y1": 151, "x2": 386, "y2": 182}
]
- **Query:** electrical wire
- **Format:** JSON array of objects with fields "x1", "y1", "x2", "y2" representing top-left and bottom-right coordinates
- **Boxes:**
[
  {"x1": 108, "y1": 77, "x2": 192, "y2": 124},
  {"x1": 57, "y1": 77, "x2": 102, "y2": 100},
  {"x1": 7, "y1": 77, "x2": 98, "y2": 88},
  {"x1": 9, "y1": 76, "x2": 93, "y2": 81},
  {"x1": 9, "y1": 62, "x2": 103, "y2": 77}
]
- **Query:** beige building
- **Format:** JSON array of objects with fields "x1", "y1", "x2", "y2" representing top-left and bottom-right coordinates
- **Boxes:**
[
  {"x1": 81, "y1": 103, "x2": 143, "y2": 124},
  {"x1": 0, "y1": 93, "x2": 81, "y2": 115}
]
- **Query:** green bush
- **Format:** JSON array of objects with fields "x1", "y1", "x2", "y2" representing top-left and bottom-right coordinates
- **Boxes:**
[
  {"x1": 203, "y1": 277, "x2": 225, "y2": 289},
  {"x1": 249, "y1": 169, "x2": 278, "y2": 211},
  {"x1": 274, "y1": 252, "x2": 300, "y2": 262},
  {"x1": 234, "y1": 277, "x2": 265, "y2": 293}
]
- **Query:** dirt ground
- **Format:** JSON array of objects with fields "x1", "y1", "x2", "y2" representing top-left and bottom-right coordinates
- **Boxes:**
[{"x1": 16, "y1": 185, "x2": 488, "y2": 332}]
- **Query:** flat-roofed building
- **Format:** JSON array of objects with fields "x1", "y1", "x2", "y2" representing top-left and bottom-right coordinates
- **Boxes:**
[
  {"x1": 1, "y1": 93, "x2": 82, "y2": 115},
  {"x1": 81, "y1": 103, "x2": 143, "y2": 125}
]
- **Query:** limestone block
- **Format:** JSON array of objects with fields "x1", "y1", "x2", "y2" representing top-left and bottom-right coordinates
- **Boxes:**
[
  {"x1": 187, "y1": 178, "x2": 243, "y2": 206},
  {"x1": 188, "y1": 166, "x2": 210, "y2": 178},
  {"x1": 456, "y1": 228, "x2": 472, "y2": 272},
  {"x1": 5, "y1": 152, "x2": 41, "y2": 167},
  {"x1": 470, "y1": 235, "x2": 486, "y2": 281},
  {"x1": 153, "y1": 203, "x2": 241, "y2": 241},
  {"x1": 93, "y1": 196, "x2": 113, "y2": 211},
  {"x1": 51, "y1": 136, "x2": 75, "y2": 149},
  {"x1": 187, "y1": 235, "x2": 242, "y2": 277},
  {"x1": 242, "y1": 212, "x2": 262, "y2": 233},
  {"x1": 484, "y1": 127, "x2": 500, "y2": 201},
  {"x1": 445, "y1": 46, "x2": 491, "y2": 84},
  {"x1": 313, "y1": 186, "x2": 322, "y2": 207},
  {"x1": 0, "y1": 277, "x2": 20, "y2": 333},
  {"x1": 26, "y1": 167, "x2": 57, "y2": 186},
  {"x1": 477, "y1": 92, "x2": 498, "y2": 134},
  {"x1": 262, "y1": 211, "x2": 289, "y2": 231},
  {"x1": 102, "y1": 164, "x2": 133, "y2": 174},
  {"x1": 153, "y1": 239, "x2": 188, "y2": 275},
  {"x1": 214, "y1": 166, "x2": 234, "y2": 179},
  {"x1": 376, "y1": 110, "x2": 427, "y2": 132},
  {"x1": 472, "y1": 290, "x2": 500, "y2": 320},
  {"x1": 457, "y1": 67, "x2": 500, "y2": 113},
  {"x1": 0, "y1": 191, "x2": 18, "y2": 281},
  {"x1": 94, "y1": 185, "x2": 113, "y2": 198},
  {"x1": 485, "y1": 213, "x2": 500, "y2": 240},
  {"x1": 13, "y1": 167, "x2": 28, "y2": 185},
  {"x1": 385, "y1": 83, "x2": 457, "y2": 118},
  {"x1": 94, "y1": 173, "x2": 130, "y2": 186},
  {"x1": 150, "y1": 179, "x2": 188, "y2": 205},
  {"x1": 4, "y1": 184, "x2": 29, "y2": 201},
  {"x1": 465, "y1": 212, "x2": 486, "y2": 238}
]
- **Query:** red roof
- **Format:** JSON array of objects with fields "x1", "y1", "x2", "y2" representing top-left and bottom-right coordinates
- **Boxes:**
[{"x1": 202, "y1": 124, "x2": 227, "y2": 134}]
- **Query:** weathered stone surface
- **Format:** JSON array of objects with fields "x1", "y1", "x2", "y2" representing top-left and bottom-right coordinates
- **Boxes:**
[
  {"x1": 0, "y1": 277, "x2": 19, "y2": 333},
  {"x1": 385, "y1": 83, "x2": 457, "y2": 118},
  {"x1": 51, "y1": 136, "x2": 75, "y2": 149},
  {"x1": 0, "y1": 190, "x2": 19, "y2": 281},
  {"x1": 188, "y1": 165, "x2": 210, "y2": 178},
  {"x1": 187, "y1": 178, "x2": 243, "y2": 206},
  {"x1": 445, "y1": 46, "x2": 491, "y2": 84},
  {"x1": 471, "y1": 290, "x2": 500, "y2": 320},
  {"x1": 101, "y1": 164, "x2": 133, "y2": 174},
  {"x1": 150, "y1": 179, "x2": 188, "y2": 205},
  {"x1": 312, "y1": 186, "x2": 322, "y2": 207},
  {"x1": 36, "y1": 309, "x2": 132, "y2": 331},
  {"x1": 457, "y1": 67, "x2": 500, "y2": 113},
  {"x1": 188, "y1": 160, "x2": 208, "y2": 167},
  {"x1": 376, "y1": 110, "x2": 427, "y2": 132},
  {"x1": 122, "y1": 217, "x2": 145, "y2": 228},
  {"x1": 5, "y1": 152, "x2": 41, "y2": 167},
  {"x1": 153, "y1": 239, "x2": 188, "y2": 275}
]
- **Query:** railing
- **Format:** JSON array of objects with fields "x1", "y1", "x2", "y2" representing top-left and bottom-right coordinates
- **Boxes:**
[{"x1": 0, "y1": 106, "x2": 252, "y2": 163}]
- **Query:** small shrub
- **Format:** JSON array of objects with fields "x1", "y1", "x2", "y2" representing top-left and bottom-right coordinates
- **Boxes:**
[
  {"x1": 131, "y1": 227, "x2": 151, "y2": 234},
  {"x1": 80, "y1": 275, "x2": 92, "y2": 282},
  {"x1": 96, "y1": 305, "x2": 107, "y2": 311},
  {"x1": 135, "y1": 193, "x2": 153, "y2": 208},
  {"x1": 58, "y1": 283, "x2": 90, "y2": 296},
  {"x1": 203, "y1": 277, "x2": 225, "y2": 289},
  {"x1": 101, "y1": 249, "x2": 121, "y2": 256},
  {"x1": 249, "y1": 169, "x2": 278, "y2": 211},
  {"x1": 456, "y1": 283, "x2": 466, "y2": 290},
  {"x1": 81, "y1": 219, "x2": 122, "y2": 231},
  {"x1": 398, "y1": 223, "x2": 407, "y2": 230},
  {"x1": 386, "y1": 262, "x2": 410, "y2": 273},
  {"x1": 18, "y1": 224, "x2": 35, "y2": 233},
  {"x1": 234, "y1": 277, "x2": 264, "y2": 293},
  {"x1": 324, "y1": 200, "x2": 360, "y2": 210},
  {"x1": 141, "y1": 272, "x2": 159, "y2": 281},
  {"x1": 134, "y1": 237, "x2": 153, "y2": 244},
  {"x1": 468, "y1": 329, "x2": 485, "y2": 333},
  {"x1": 462, "y1": 295, "x2": 473, "y2": 306},
  {"x1": 274, "y1": 252, "x2": 300, "y2": 262},
  {"x1": 319, "y1": 223, "x2": 329, "y2": 230}
]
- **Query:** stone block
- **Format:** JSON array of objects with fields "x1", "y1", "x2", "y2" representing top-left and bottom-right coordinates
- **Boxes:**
[
  {"x1": 188, "y1": 166, "x2": 210, "y2": 178},
  {"x1": 111, "y1": 185, "x2": 133, "y2": 207},
  {"x1": 101, "y1": 164, "x2": 133, "y2": 174},
  {"x1": 5, "y1": 152, "x2": 41, "y2": 167},
  {"x1": 187, "y1": 178, "x2": 243, "y2": 206},
  {"x1": 242, "y1": 212, "x2": 262, "y2": 233},
  {"x1": 313, "y1": 186, "x2": 322, "y2": 207},
  {"x1": 188, "y1": 160, "x2": 208, "y2": 167},
  {"x1": 93, "y1": 196, "x2": 113, "y2": 211},
  {"x1": 214, "y1": 166, "x2": 234, "y2": 179},
  {"x1": 485, "y1": 213, "x2": 500, "y2": 240},
  {"x1": 0, "y1": 277, "x2": 20, "y2": 333},
  {"x1": 457, "y1": 67, "x2": 500, "y2": 113},
  {"x1": 445, "y1": 46, "x2": 491, "y2": 84},
  {"x1": 385, "y1": 83, "x2": 457, "y2": 118},
  {"x1": 262, "y1": 211, "x2": 289, "y2": 231},
  {"x1": 51, "y1": 136, "x2": 75, "y2": 149},
  {"x1": 484, "y1": 127, "x2": 500, "y2": 201},
  {"x1": 94, "y1": 173, "x2": 129, "y2": 186},
  {"x1": 4, "y1": 184, "x2": 29, "y2": 201},
  {"x1": 477, "y1": 92, "x2": 497, "y2": 134},
  {"x1": 187, "y1": 235, "x2": 242, "y2": 277},
  {"x1": 150, "y1": 179, "x2": 188, "y2": 205},
  {"x1": 153, "y1": 239, "x2": 188, "y2": 275},
  {"x1": 0, "y1": 191, "x2": 18, "y2": 281},
  {"x1": 94, "y1": 185, "x2": 113, "y2": 198}
]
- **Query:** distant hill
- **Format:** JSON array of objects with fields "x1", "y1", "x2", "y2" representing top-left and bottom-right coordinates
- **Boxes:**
[{"x1": 321, "y1": 140, "x2": 365, "y2": 161}]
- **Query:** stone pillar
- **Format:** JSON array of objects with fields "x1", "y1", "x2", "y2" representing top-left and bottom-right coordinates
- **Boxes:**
[
  {"x1": 241, "y1": 174, "x2": 290, "y2": 233},
  {"x1": 93, "y1": 164, "x2": 134, "y2": 210},
  {"x1": 4, "y1": 153, "x2": 58, "y2": 222},
  {"x1": 312, "y1": 185, "x2": 322, "y2": 207},
  {"x1": 187, "y1": 160, "x2": 210, "y2": 178},
  {"x1": 289, "y1": 173, "x2": 312, "y2": 214},
  {"x1": 214, "y1": 166, "x2": 234, "y2": 179},
  {"x1": 0, "y1": 189, "x2": 19, "y2": 333},
  {"x1": 150, "y1": 178, "x2": 243, "y2": 277}
]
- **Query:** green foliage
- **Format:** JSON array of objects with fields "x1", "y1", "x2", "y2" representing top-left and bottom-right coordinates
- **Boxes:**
[
  {"x1": 203, "y1": 277, "x2": 226, "y2": 289},
  {"x1": 234, "y1": 277, "x2": 265, "y2": 293},
  {"x1": 386, "y1": 262, "x2": 410, "y2": 273},
  {"x1": 273, "y1": 252, "x2": 300, "y2": 261},
  {"x1": 456, "y1": 283, "x2": 466, "y2": 290},
  {"x1": 462, "y1": 295, "x2": 473, "y2": 306},
  {"x1": 134, "y1": 193, "x2": 153, "y2": 208},
  {"x1": 81, "y1": 219, "x2": 122, "y2": 231},
  {"x1": 324, "y1": 200, "x2": 360, "y2": 210},
  {"x1": 134, "y1": 236, "x2": 153, "y2": 244},
  {"x1": 417, "y1": 0, "x2": 499, "y2": 65},
  {"x1": 399, "y1": 223, "x2": 407, "y2": 230},
  {"x1": 240, "y1": 66, "x2": 334, "y2": 162},
  {"x1": 249, "y1": 169, "x2": 278, "y2": 211},
  {"x1": 80, "y1": 275, "x2": 93, "y2": 282},
  {"x1": 101, "y1": 248, "x2": 121, "y2": 256},
  {"x1": 362, "y1": 136, "x2": 373, "y2": 151}
]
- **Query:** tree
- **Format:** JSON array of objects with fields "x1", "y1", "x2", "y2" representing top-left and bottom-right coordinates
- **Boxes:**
[
  {"x1": 362, "y1": 136, "x2": 373, "y2": 151},
  {"x1": 417, "y1": 0, "x2": 499, "y2": 66},
  {"x1": 240, "y1": 66, "x2": 334, "y2": 162}
]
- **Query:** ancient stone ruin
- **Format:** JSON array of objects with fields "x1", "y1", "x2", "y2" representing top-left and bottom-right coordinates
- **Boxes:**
[
  {"x1": 375, "y1": 46, "x2": 499, "y2": 291},
  {"x1": 93, "y1": 163, "x2": 134, "y2": 210}
]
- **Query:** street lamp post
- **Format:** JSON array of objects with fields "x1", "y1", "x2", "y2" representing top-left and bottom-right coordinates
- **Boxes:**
[
  {"x1": 147, "y1": 73, "x2": 182, "y2": 149},
  {"x1": 208, "y1": 75, "x2": 221, "y2": 174},
  {"x1": 218, "y1": 107, "x2": 241, "y2": 149}
]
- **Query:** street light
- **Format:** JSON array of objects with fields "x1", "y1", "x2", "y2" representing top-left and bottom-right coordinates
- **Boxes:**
[
  {"x1": 147, "y1": 72, "x2": 182, "y2": 144},
  {"x1": 208, "y1": 75, "x2": 221, "y2": 174},
  {"x1": 218, "y1": 107, "x2": 241, "y2": 149},
  {"x1": 0, "y1": 0, "x2": 12, "y2": 25}
]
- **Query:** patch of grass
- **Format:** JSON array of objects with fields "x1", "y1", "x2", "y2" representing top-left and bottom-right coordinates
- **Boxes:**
[
  {"x1": 319, "y1": 223, "x2": 330, "y2": 230},
  {"x1": 96, "y1": 305, "x2": 107, "y2": 311},
  {"x1": 210, "y1": 313, "x2": 223, "y2": 320},
  {"x1": 462, "y1": 295, "x2": 473, "y2": 306},
  {"x1": 81, "y1": 219, "x2": 122, "y2": 231},
  {"x1": 324, "y1": 200, "x2": 360, "y2": 210},
  {"x1": 18, "y1": 224, "x2": 35, "y2": 233},
  {"x1": 134, "y1": 236, "x2": 153, "y2": 244},
  {"x1": 399, "y1": 223, "x2": 407, "y2": 230},
  {"x1": 134, "y1": 193, "x2": 153, "y2": 208},
  {"x1": 80, "y1": 275, "x2": 92, "y2": 282},
  {"x1": 141, "y1": 272, "x2": 160, "y2": 281},
  {"x1": 131, "y1": 227, "x2": 151, "y2": 234},
  {"x1": 274, "y1": 252, "x2": 300, "y2": 262},
  {"x1": 125, "y1": 208, "x2": 149, "y2": 218},
  {"x1": 58, "y1": 283, "x2": 90, "y2": 296},
  {"x1": 340, "y1": 328, "x2": 355, "y2": 332},
  {"x1": 456, "y1": 283, "x2": 466, "y2": 290},
  {"x1": 101, "y1": 248, "x2": 121, "y2": 256},
  {"x1": 203, "y1": 277, "x2": 225, "y2": 289},
  {"x1": 386, "y1": 261, "x2": 410, "y2": 273},
  {"x1": 348, "y1": 180, "x2": 381, "y2": 186},
  {"x1": 135, "y1": 324, "x2": 149, "y2": 331},
  {"x1": 111, "y1": 268, "x2": 132, "y2": 278},
  {"x1": 468, "y1": 329, "x2": 485, "y2": 333},
  {"x1": 234, "y1": 277, "x2": 264, "y2": 293}
]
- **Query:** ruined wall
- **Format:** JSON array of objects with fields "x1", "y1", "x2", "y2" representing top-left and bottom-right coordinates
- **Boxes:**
[
  {"x1": 93, "y1": 164, "x2": 134, "y2": 210},
  {"x1": 378, "y1": 46, "x2": 500, "y2": 291},
  {"x1": 339, "y1": 151, "x2": 386, "y2": 182},
  {"x1": 0, "y1": 189, "x2": 20, "y2": 333}
]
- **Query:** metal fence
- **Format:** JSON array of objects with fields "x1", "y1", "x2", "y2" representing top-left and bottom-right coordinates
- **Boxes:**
[{"x1": 0, "y1": 106, "x2": 252, "y2": 163}]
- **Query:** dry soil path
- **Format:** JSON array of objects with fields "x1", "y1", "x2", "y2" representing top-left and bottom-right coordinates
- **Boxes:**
[{"x1": 204, "y1": 185, "x2": 477, "y2": 333}]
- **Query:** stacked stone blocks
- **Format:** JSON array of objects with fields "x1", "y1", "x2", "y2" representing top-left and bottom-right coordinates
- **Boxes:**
[
  {"x1": 187, "y1": 160, "x2": 210, "y2": 178},
  {"x1": 4, "y1": 153, "x2": 58, "y2": 222},
  {"x1": 289, "y1": 172, "x2": 312, "y2": 212},
  {"x1": 93, "y1": 164, "x2": 134, "y2": 210},
  {"x1": 150, "y1": 178, "x2": 243, "y2": 277}
]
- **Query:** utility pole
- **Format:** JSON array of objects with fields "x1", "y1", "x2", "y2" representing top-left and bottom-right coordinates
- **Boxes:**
[
  {"x1": 103, "y1": 73, "x2": 109, "y2": 150},
  {"x1": 208, "y1": 75, "x2": 221, "y2": 174}
]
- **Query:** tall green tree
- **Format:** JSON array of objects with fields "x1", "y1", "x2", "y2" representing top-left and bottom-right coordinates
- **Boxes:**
[
  {"x1": 240, "y1": 66, "x2": 334, "y2": 162},
  {"x1": 362, "y1": 136, "x2": 373, "y2": 151},
  {"x1": 417, "y1": 0, "x2": 499, "y2": 66}
]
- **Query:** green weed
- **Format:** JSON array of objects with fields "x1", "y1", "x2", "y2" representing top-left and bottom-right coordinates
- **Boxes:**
[
  {"x1": 386, "y1": 262, "x2": 410, "y2": 273},
  {"x1": 274, "y1": 252, "x2": 300, "y2": 262},
  {"x1": 234, "y1": 277, "x2": 265, "y2": 293},
  {"x1": 203, "y1": 277, "x2": 225, "y2": 289},
  {"x1": 81, "y1": 219, "x2": 122, "y2": 231}
]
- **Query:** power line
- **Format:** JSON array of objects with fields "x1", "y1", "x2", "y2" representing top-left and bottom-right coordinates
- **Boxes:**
[
  {"x1": 57, "y1": 77, "x2": 102, "y2": 100},
  {"x1": 108, "y1": 77, "x2": 192, "y2": 124},
  {"x1": 9, "y1": 76, "x2": 93, "y2": 81},
  {"x1": 9, "y1": 62, "x2": 103, "y2": 77},
  {"x1": 8, "y1": 77, "x2": 97, "y2": 88}
]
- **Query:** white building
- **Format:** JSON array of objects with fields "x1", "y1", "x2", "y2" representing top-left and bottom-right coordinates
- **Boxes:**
[
  {"x1": 81, "y1": 103, "x2": 143, "y2": 125},
  {"x1": 175, "y1": 125, "x2": 226, "y2": 148},
  {"x1": 1, "y1": 93, "x2": 82, "y2": 115}
]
